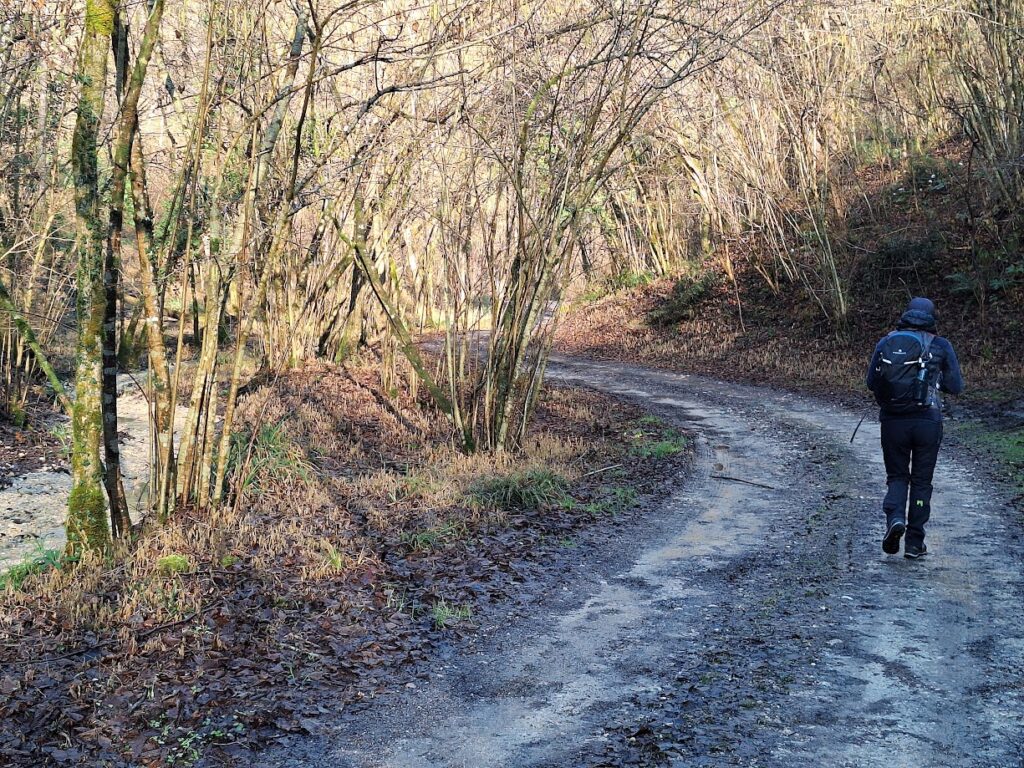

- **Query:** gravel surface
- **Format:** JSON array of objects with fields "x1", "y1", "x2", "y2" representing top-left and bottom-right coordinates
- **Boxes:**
[{"x1": 251, "y1": 357, "x2": 1024, "y2": 767}]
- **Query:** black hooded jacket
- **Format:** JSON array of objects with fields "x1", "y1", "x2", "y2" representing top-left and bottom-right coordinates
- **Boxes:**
[{"x1": 866, "y1": 298, "x2": 964, "y2": 422}]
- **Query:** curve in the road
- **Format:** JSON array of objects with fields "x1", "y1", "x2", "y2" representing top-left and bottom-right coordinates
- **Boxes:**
[{"x1": 255, "y1": 357, "x2": 1024, "y2": 768}]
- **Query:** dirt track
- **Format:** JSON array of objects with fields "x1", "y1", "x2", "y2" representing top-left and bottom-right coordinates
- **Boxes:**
[{"x1": 254, "y1": 357, "x2": 1024, "y2": 768}]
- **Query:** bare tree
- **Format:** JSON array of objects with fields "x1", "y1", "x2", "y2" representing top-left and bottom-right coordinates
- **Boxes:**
[{"x1": 67, "y1": 0, "x2": 116, "y2": 553}]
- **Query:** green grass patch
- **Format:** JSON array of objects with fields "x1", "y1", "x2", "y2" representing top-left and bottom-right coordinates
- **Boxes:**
[
  {"x1": 399, "y1": 520, "x2": 469, "y2": 551},
  {"x1": 390, "y1": 470, "x2": 440, "y2": 502},
  {"x1": 157, "y1": 554, "x2": 191, "y2": 575},
  {"x1": 957, "y1": 423, "x2": 1024, "y2": 493},
  {"x1": 319, "y1": 540, "x2": 353, "y2": 570},
  {"x1": 468, "y1": 468, "x2": 571, "y2": 511},
  {"x1": 1, "y1": 545, "x2": 66, "y2": 590},
  {"x1": 628, "y1": 420, "x2": 689, "y2": 459},
  {"x1": 988, "y1": 428, "x2": 1024, "y2": 463},
  {"x1": 579, "y1": 270, "x2": 655, "y2": 302},
  {"x1": 431, "y1": 599, "x2": 472, "y2": 629},
  {"x1": 558, "y1": 496, "x2": 579, "y2": 512},
  {"x1": 633, "y1": 438, "x2": 688, "y2": 459},
  {"x1": 583, "y1": 484, "x2": 640, "y2": 517},
  {"x1": 583, "y1": 499, "x2": 612, "y2": 516},
  {"x1": 983, "y1": 427, "x2": 1024, "y2": 491},
  {"x1": 228, "y1": 420, "x2": 312, "y2": 496},
  {"x1": 610, "y1": 485, "x2": 638, "y2": 507}
]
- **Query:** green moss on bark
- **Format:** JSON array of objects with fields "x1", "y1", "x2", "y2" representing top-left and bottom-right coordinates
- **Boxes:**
[
  {"x1": 70, "y1": 0, "x2": 114, "y2": 557},
  {"x1": 66, "y1": 483, "x2": 109, "y2": 554},
  {"x1": 85, "y1": 0, "x2": 115, "y2": 36}
]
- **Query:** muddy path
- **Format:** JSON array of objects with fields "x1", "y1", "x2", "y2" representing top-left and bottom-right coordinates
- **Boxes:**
[{"x1": 254, "y1": 357, "x2": 1024, "y2": 768}]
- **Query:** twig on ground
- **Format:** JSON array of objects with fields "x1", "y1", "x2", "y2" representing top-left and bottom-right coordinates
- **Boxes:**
[
  {"x1": 850, "y1": 414, "x2": 867, "y2": 444},
  {"x1": 136, "y1": 600, "x2": 223, "y2": 640},
  {"x1": 12, "y1": 639, "x2": 115, "y2": 666},
  {"x1": 14, "y1": 600, "x2": 223, "y2": 665},
  {"x1": 710, "y1": 474, "x2": 775, "y2": 490},
  {"x1": 581, "y1": 463, "x2": 623, "y2": 478}
]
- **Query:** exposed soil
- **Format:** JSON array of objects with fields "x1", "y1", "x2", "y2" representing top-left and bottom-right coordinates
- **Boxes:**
[
  {"x1": 254, "y1": 355, "x2": 1024, "y2": 768},
  {"x1": 0, "y1": 365, "x2": 688, "y2": 766}
]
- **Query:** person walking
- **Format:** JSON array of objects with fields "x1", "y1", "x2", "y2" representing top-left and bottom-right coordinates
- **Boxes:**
[{"x1": 866, "y1": 297, "x2": 964, "y2": 559}]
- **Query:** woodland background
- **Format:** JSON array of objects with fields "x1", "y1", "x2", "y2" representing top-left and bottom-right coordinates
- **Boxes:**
[{"x1": 0, "y1": 0, "x2": 1022, "y2": 763}]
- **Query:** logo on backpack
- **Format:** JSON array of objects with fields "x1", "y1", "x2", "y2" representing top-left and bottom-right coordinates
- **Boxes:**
[{"x1": 873, "y1": 331, "x2": 936, "y2": 412}]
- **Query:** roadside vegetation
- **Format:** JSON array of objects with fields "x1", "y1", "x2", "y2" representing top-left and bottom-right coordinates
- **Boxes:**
[
  {"x1": 955, "y1": 422, "x2": 1024, "y2": 500},
  {"x1": 0, "y1": 365, "x2": 691, "y2": 763},
  {"x1": 1, "y1": 0, "x2": 1022, "y2": 763}
]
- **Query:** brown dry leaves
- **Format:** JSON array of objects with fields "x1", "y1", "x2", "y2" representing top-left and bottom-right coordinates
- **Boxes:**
[{"x1": 0, "y1": 364, "x2": 685, "y2": 766}]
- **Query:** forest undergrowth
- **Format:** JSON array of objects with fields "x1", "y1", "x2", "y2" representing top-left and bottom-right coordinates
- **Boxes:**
[
  {"x1": 558, "y1": 140, "x2": 1024, "y2": 409},
  {"x1": 0, "y1": 364, "x2": 691, "y2": 766}
]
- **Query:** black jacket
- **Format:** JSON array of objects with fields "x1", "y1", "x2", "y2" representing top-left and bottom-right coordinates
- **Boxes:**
[{"x1": 866, "y1": 308, "x2": 964, "y2": 422}]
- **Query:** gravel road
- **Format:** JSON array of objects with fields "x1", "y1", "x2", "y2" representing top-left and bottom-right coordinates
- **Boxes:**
[{"x1": 253, "y1": 357, "x2": 1024, "y2": 768}]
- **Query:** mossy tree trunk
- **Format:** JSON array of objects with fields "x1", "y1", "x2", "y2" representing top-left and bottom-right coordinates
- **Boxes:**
[
  {"x1": 67, "y1": 0, "x2": 116, "y2": 555},
  {"x1": 102, "y1": 2, "x2": 130, "y2": 539},
  {"x1": 104, "y1": 0, "x2": 166, "y2": 531}
]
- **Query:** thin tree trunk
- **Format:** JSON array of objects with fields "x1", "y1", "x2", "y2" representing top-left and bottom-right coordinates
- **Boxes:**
[
  {"x1": 68, "y1": 0, "x2": 116, "y2": 555},
  {"x1": 209, "y1": 7, "x2": 308, "y2": 507},
  {"x1": 101, "y1": 0, "x2": 133, "y2": 537},
  {"x1": 177, "y1": 249, "x2": 222, "y2": 503},
  {"x1": 0, "y1": 274, "x2": 71, "y2": 413},
  {"x1": 210, "y1": 210, "x2": 286, "y2": 507},
  {"x1": 103, "y1": 0, "x2": 166, "y2": 530},
  {"x1": 129, "y1": 131, "x2": 176, "y2": 515}
]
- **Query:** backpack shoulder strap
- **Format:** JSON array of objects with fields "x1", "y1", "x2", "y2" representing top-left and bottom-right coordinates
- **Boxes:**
[{"x1": 888, "y1": 330, "x2": 932, "y2": 353}]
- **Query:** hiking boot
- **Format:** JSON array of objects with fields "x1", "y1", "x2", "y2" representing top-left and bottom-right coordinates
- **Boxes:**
[
  {"x1": 882, "y1": 520, "x2": 906, "y2": 555},
  {"x1": 904, "y1": 544, "x2": 928, "y2": 560}
]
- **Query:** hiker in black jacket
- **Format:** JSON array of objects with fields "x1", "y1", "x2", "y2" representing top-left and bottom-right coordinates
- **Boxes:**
[{"x1": 866, "y1": 297, "x2": 964, "y2": 559}]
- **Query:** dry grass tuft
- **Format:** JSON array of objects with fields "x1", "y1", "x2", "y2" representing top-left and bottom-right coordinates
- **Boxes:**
[{"x1": 0, "y1": 363, "x2": 688, "y2": 765}]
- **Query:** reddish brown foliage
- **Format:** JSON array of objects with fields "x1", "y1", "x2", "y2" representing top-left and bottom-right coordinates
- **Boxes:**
[
  {"x1": 558, "y1": 141, "x2": 1024, "y2": 406},
  {"x1": 0, "y1": 365, "x2": 687, "y2": 766}
]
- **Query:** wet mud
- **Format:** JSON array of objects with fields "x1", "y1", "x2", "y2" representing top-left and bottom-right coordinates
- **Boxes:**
[{"x1": 232, "y1": 359, "x2": 1024, "y2": 766}]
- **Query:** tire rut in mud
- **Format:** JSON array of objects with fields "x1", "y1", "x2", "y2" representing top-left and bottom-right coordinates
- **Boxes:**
[{"x1": 254, "y1": 358, "x2": 1024, "y2": 768}]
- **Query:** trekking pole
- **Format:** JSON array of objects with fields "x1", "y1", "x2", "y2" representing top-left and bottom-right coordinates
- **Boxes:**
[{"x1": 850, "y1": 413, "x2": 867, "y2": 444}]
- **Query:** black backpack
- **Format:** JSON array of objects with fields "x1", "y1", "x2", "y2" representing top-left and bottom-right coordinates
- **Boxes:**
[{"x1": 873, "y1": 331, "x2": 936, "y2": 412}]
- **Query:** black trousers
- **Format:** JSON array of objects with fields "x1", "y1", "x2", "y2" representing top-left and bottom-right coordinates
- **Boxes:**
[{"x1": 880, "y1": 418, "x2": 943, "y2": 548}]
